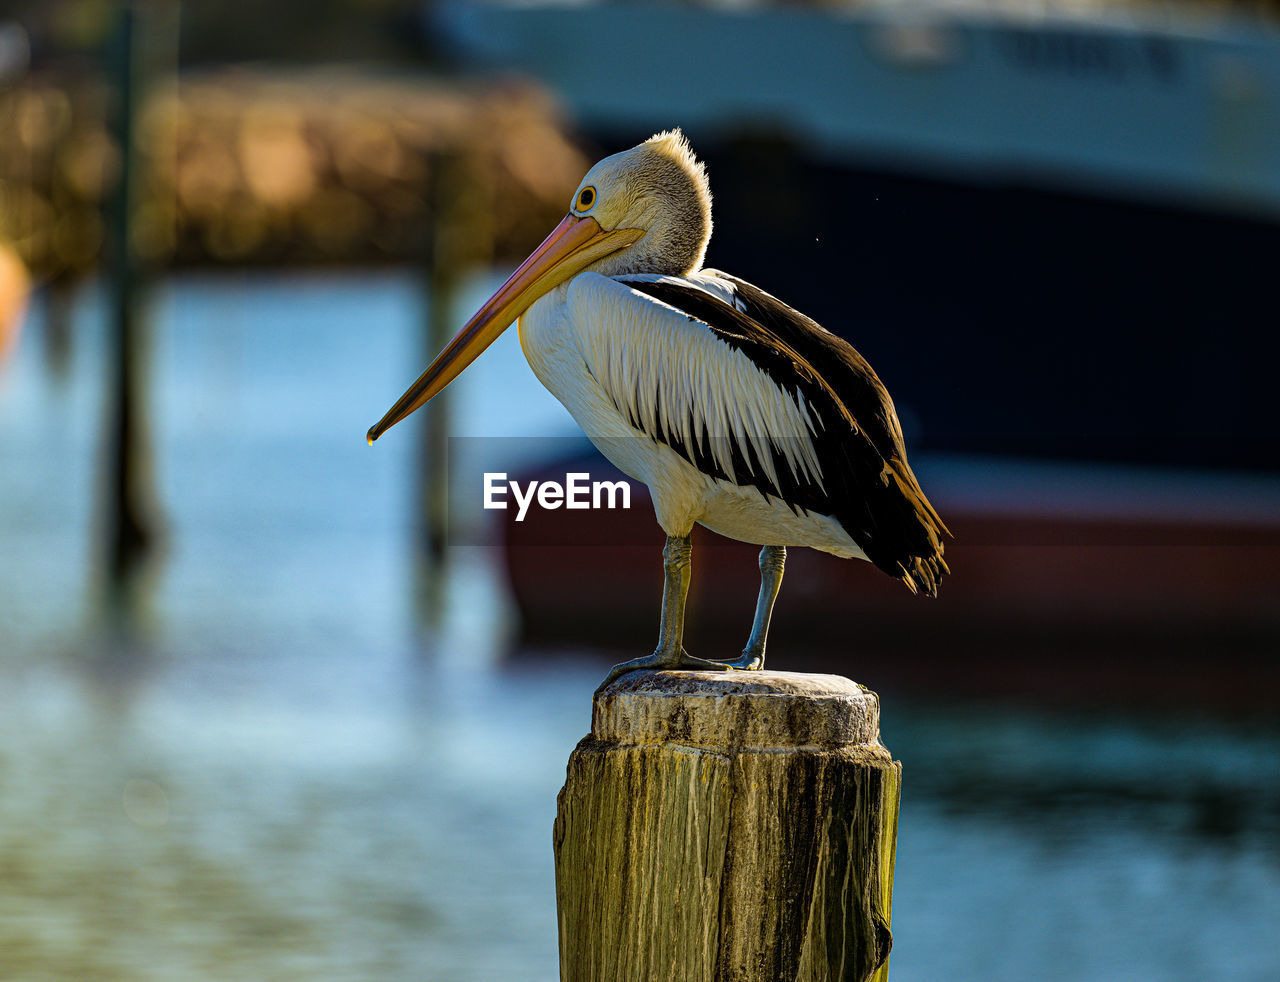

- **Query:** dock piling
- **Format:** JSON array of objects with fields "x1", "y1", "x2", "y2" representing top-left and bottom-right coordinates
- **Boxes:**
[
  {"x1": 415, "y1": 146, "x2": 494, "y2": 614},
  {"x1": 101, "y1": 0, "x2": 165, "y2": 620},
  {"x1": 554, "y1": 670, "x2": 901, "y2": 982}
]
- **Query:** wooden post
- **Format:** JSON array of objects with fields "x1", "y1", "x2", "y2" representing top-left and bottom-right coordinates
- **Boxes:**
[
  {"x1": 101, "y1": 0, "x2": 163, "y2": 619},
  {"x1": 419, "y1": 150, "x2": 462, "y2": 578},
  {"x1": 555, "y1": 670, "x2": 901, "y2": 982},
  {"x1": 415, "y1": 146, "x2": 493, "y2": 616}
]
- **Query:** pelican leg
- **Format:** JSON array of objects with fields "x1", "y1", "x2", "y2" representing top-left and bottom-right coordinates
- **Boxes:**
[
  {"x1": 720, "y1": 545, "x2": 786, "y2": 671},
  {"x1": 597, "y1": 534, "x2": 728, "y2": 691}
]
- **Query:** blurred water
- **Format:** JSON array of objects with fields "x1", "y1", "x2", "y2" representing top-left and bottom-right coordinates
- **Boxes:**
[{"x1": 0, "y1": 273, "x2": 1277, "y2": 981}]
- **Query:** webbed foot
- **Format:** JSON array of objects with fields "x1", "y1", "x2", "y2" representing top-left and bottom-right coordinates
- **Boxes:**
[
  {"x1": 714, "y1": 649, "x2": 765, "y2": 671},
  {"x1": 596, "y1": 646, "x2": 730, "y2": 694}
]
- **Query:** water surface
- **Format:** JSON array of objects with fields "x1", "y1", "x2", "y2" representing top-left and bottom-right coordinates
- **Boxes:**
[{"x1": 0, "y1": 273, "x2": 1276, "y2": 980}]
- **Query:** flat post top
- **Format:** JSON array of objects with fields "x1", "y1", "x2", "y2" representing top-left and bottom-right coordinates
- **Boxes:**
[{"x1": 593, "y1": 670, "x2": 884, "y2": 751}]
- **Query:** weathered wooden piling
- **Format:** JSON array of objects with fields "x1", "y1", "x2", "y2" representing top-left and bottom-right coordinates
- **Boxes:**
[{"x1": 554, "y1": 670, "x2": 901, "y2": 982}]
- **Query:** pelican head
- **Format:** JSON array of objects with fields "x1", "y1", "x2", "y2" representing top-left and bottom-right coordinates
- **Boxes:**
[
  {"x1": 366, "y1": 129, "x2": 711, "y2": 444},
  {"x1": 569, "y1": 129, "x2": 712, "y2": 278}
]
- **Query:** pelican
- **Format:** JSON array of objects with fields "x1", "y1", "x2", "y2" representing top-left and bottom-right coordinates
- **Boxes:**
[{"x1": 368, "y1": 130, "x2": 949, "y2": 686}]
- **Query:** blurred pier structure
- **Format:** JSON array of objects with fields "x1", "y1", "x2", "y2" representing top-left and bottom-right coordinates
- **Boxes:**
[
  {"x1": 0, "y1": 31, "x2": 588, "y2": 623},
  {"x1": 100, "y1": 0, "x2": 175, "y2": 619},
  {"x1": 418, "y1": 146, "x2": 495, "y2": 606},
  {"x1": 0, "y1": 70, "x2": 584, "y2": 278}
]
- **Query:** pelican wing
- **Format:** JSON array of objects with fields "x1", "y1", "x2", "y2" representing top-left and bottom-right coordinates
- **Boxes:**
[
  {"x1": 567, "y1": 272, "x2": 828, "y2": 506},
  {"x1": 704, "y1": 271, "x2": 908, "y2": 461},
  {"x1": 705, "y1": 270, "x2": 949, "y2": 540},
  {"x1": 570, "y1": 271, "x2": 949, "y2": 595}
]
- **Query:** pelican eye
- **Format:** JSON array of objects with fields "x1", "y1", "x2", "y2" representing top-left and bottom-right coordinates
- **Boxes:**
[{"x1": 576, "y1": 186, "x2": 596, "y2": 211}]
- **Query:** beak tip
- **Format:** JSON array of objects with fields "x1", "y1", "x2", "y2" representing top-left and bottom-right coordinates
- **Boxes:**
[{"x1": 365, "y1": 427, "x2": 378, "y2": 447}]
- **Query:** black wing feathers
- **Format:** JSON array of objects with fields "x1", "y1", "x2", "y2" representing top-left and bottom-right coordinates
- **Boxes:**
[
  {"x1": 713, "y1": 273, "x2": 907, "y2": 460},
  {"x1": 622, "y1": 274, "x2": 949, "y2": 596}
]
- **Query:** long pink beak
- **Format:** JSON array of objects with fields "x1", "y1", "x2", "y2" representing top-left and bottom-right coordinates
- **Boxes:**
[{"x1": 367, "y1": 213, "x2": 643, "y2": 444}]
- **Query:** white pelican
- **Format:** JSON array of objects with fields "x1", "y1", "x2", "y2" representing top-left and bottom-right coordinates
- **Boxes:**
[{"x1": 369, "y1": 130, "x2": 949, "y2": 685}]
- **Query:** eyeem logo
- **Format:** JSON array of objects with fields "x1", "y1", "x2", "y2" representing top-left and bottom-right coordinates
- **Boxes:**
[{"x1": 484, "y1": 472, "x2": 632, "y2": 522}]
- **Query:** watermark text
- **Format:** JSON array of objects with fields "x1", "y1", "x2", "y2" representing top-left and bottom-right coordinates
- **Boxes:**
[{"x1": 483, "y1": 472, "x2": 631, "y2": 522}]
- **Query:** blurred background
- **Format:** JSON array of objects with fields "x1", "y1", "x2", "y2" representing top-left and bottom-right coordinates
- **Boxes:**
[{"x1": 1, "y1": 0, "x2": 1278, "y2": 979}]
